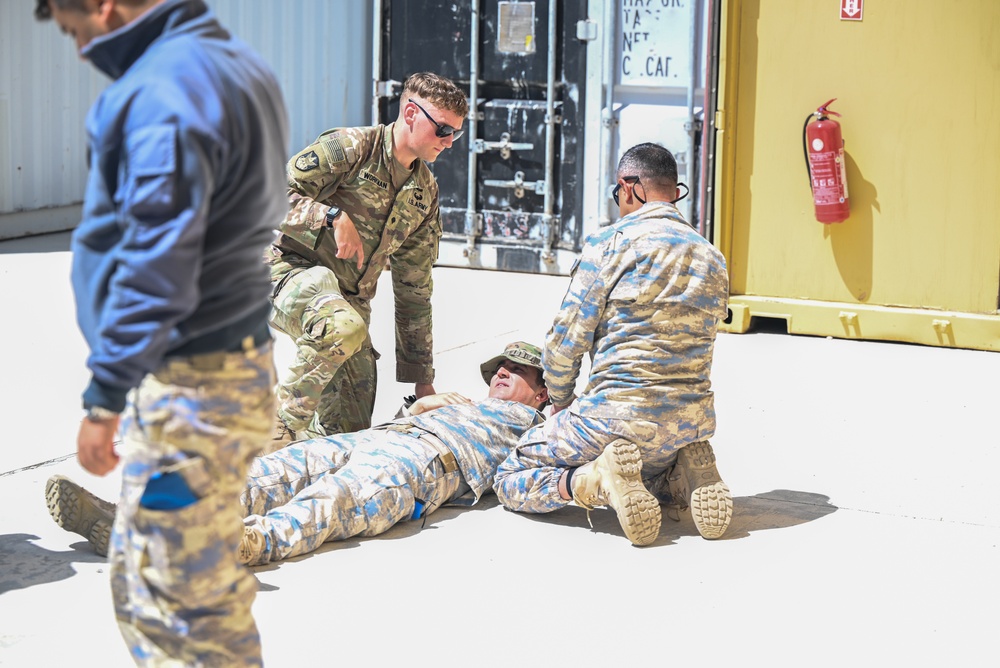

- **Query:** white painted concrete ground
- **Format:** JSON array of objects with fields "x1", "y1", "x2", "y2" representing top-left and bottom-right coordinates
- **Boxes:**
[{"x1": 0, "y1": 231, "x2": 997, "y2": 667}]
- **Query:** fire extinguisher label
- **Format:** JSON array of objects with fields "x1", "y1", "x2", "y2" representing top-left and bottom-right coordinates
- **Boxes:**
[
  {"x1": 837, "y1": 148, "x2": 849, "y2": 201},
  {"x1": 809, "y1": 149, "x2": 845, "y2": 205}
]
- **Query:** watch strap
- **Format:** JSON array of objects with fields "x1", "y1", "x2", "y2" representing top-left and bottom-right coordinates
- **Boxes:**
[{"x1": 325, "y1": 206, "x2": 342, "y2": 226}]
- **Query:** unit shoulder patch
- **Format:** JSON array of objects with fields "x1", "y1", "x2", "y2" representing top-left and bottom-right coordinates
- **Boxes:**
[{"x1": 294, "y1": 150, "x2": 319, "y2": 172}]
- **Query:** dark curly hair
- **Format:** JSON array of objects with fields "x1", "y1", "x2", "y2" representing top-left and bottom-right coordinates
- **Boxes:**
[
  {"x1": 35, "y1": 0, "x2": 147, "y2": 20},
  {"x1": 34, "y1": 0, "x2": 80, "y2": 20}
]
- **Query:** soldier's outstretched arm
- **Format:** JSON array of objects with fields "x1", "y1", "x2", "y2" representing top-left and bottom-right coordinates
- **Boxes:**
[{"x1": 408, "y1": 392, "x2": 472, "y2": 416}]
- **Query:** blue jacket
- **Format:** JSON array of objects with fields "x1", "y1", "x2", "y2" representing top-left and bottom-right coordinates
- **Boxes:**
[{"x1": 74, "y1": 0, "x2": 289, "y2": 411}]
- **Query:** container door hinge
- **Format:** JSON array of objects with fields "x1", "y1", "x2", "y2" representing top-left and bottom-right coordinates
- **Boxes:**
[
  {"x1": 375, "y1": 79, "x2": 402, "y2": 98},
  {"x1": 576, "y1": 20, "x2": 598, "y2": 42}
]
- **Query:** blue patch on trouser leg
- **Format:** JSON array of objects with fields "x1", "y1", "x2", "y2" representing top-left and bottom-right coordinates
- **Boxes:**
[
  {"x1": 411, "y1": 499, "x2": 426, "y2": 520},
  {"x1": 139, "y1": 471, "x2": 198, "y2": 510}
]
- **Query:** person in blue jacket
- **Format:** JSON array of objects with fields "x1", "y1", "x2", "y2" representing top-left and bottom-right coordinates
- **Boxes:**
[{"x1": 35, "y1": 0, "x2": 289, "y2": 665}]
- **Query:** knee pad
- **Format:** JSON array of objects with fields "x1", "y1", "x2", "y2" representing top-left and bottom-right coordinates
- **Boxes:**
[{"x1": 306, "y1": 298, "x2": 366, "y2": 357}]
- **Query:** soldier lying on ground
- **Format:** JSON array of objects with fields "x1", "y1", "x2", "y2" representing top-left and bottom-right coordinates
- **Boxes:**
[{"x1": 47, "y1": 342, "x2": 549, "y2": 566}]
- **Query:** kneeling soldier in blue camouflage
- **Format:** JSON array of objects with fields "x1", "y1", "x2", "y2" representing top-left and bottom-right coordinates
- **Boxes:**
[
  {"x1": 47, "y1": 343, "x2": 549, "y2": 565},
  {"x1": 494, "y1": 143, "x2": 733, "y2": 546}
]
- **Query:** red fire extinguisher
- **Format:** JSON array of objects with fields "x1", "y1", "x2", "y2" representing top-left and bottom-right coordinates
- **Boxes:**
[{"x1": 803, "y1": 99, "x2": 849, "y2": 223}]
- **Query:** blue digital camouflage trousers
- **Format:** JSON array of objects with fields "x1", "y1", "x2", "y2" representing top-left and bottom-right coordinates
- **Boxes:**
[
  {"x1": 113, "y1": 343, "x2": 276, "y2": 667},
  {"x1": 494, "y1": 408, "x2": 699, "y2": 513},
  {"x1": 240, "y1": 427, "x2": 464, "y2": 564}
]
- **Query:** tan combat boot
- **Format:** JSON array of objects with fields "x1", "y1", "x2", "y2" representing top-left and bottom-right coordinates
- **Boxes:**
[
  {"x1": 572, "y1": 439, "x2": 661, "y2": 546},
  {"x1": 45, "y1": 475, "x2": 115, "y2": 556},
  {"x1": 237, "y1": 525, "x2": 268, "y2": 566},
  {"x1": 667, "y1": 441, "x2": 733, "y2": 539}
]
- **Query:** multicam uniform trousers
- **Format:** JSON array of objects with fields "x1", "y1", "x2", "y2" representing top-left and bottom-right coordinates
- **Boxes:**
[
  {"x1": 268, "y1": 260, "x2": 378, "y2": 437},
  {"x1": 112, "y1": 342, "x2": 276, "y2": 667},
  {"x1": 240, "y1": 427, "x2": 465, "y2": 564}
]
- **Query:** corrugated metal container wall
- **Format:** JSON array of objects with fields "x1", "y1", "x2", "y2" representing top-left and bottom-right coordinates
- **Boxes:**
[
  {"x1": 0, "y1": 0, "x2": 372, "y2": 236},
  {"x1": 0, "y1": 2, "x2": 106, "y2": 215},
  {"x1": 211, "y1": 0, "x2": 373, "y2": 151}
]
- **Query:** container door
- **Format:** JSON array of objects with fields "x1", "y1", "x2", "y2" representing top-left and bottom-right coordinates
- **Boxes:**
[
  {"x1": 376, "y1": 0, "x2": 589, "y2": 275},
  {"x1": 602, "y1": 0, "x2": 713, "y2": 236}
]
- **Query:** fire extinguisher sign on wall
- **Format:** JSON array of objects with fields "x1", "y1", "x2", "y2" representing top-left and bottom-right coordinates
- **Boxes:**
[
  {"x1": 840, "y1": 0, "x2": 864, "y2": 22},
  {"x1": 803, "y1": 98, "x2": 850, "y2": 223}
]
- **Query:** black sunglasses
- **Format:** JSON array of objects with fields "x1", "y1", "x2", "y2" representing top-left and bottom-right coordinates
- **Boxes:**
[
  {"x1": 612, "y1": 176, "x2": 645, "y2": 207},
  {"x1": 611, "y1": 176, "x2": 689, "y2": 206},
  {"x1": 410, "y1": 99, "x2": 464, "y2": 140}
]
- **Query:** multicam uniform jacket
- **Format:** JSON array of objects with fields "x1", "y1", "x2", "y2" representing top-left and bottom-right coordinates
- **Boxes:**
[
  {"x1": 266, "y1": 123, "x2": 441, "y2": 384},
  {"x1": 544, "y1": 201, "x2": 730, "y2": 439}
]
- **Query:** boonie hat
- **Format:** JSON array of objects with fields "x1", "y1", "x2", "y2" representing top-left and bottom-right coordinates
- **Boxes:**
[{"x1": 480, "y1": 341, "x2": 544, "y2": 385}]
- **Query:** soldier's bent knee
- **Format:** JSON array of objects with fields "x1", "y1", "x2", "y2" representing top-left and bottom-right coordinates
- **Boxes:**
[{"x1": 307, "y1": 300, "x2": 367, "y2": 358}]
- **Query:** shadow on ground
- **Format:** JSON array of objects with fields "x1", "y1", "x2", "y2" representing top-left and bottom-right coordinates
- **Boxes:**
[
  {"x1": 510, "y1": 489, "x2": 838, "y2": 545},
  {"x1": 247, "y1": 500, "x2": 498, "y2": 585},
  {"x1": 253, "y1": 489, "x2": 838, "y2": 581},
  {"x1": 0, "y1": 533, "x2": 105, "y2": 595},
  {"x1": 2, "y1": 490, "x2": 837, "y2": 596}
]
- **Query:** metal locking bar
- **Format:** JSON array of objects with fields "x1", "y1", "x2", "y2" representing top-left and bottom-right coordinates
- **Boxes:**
[
  {"x1": 473, "y1": 132, "x2": 534, "y2": 160},
  {"x1": 482, "y1": 170, "x2": 546, "y2": 199}
]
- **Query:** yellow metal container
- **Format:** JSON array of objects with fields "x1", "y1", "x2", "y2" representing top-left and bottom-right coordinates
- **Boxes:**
[{"x1": 715, "y1": 0, "x2": 1000, "y2": 351}]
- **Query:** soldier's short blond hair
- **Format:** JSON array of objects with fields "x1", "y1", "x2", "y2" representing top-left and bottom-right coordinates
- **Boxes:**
[{"x1": 402, "y1": 72, "x2": 469, "y2": 118}]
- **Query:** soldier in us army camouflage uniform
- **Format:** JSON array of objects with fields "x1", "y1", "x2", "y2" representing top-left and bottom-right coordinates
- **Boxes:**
[
  {"x1": 45, "y1": 343, "x2": 549, "y2": 567},
  {"x1": 494, "y1": 143, "x2": 735, "y2": 547},
  {"x1": 267, "y1": 72, "x2": 470, "y2": 443}
]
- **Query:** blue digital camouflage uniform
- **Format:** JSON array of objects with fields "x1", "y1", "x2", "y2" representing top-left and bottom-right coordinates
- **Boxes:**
[
  {"x1": 266, "y1": 123, "x2": 441, "y2": 437},
  {"x1": 240, "y1": 399, "x2": 544, "y2": 564},
  {"x1": 494, "y1": 201, "x2": 729, "y2": 512},
  {"x1": 113, "y1": 345, "x2": 276, "y2": 664},
  {"x1": 67, "y1": 0, "x2": 288, "y2": 664}
]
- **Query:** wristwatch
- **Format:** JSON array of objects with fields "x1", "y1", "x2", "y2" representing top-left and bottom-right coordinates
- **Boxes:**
[
  {"x1": 85, "y1": 405, "x2": 120, "y2": 422},
  {"x1": 324, "y1": 206, "x2": 342, "y2": 227}
]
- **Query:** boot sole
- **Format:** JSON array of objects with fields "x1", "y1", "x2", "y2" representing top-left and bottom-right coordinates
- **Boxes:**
[
  {"x1": 238, "y1": 526, "x2": 269, "y2": 566},
  {"x1": 678, "y1": 442, "x2": 733, "y2": 540},
  {"x1": 45, "y1": 475, "x2": 113, "y2": 557},
  {"x1": 606, "y1": 440, "x2": 662, "y2": 547}
]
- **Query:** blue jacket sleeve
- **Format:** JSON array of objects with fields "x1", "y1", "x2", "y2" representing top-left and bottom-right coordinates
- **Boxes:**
[{"x1": 80, "y1": 118, "x2": 217, "y2": 411}]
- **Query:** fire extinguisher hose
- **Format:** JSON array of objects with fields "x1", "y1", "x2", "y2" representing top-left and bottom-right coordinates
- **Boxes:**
[
  {"x1": 803, "y1": 99, "x2": 838, "y2": 194},
  {"x1": 803, "y1": 113, "x2": 817, "y2": 193}
]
